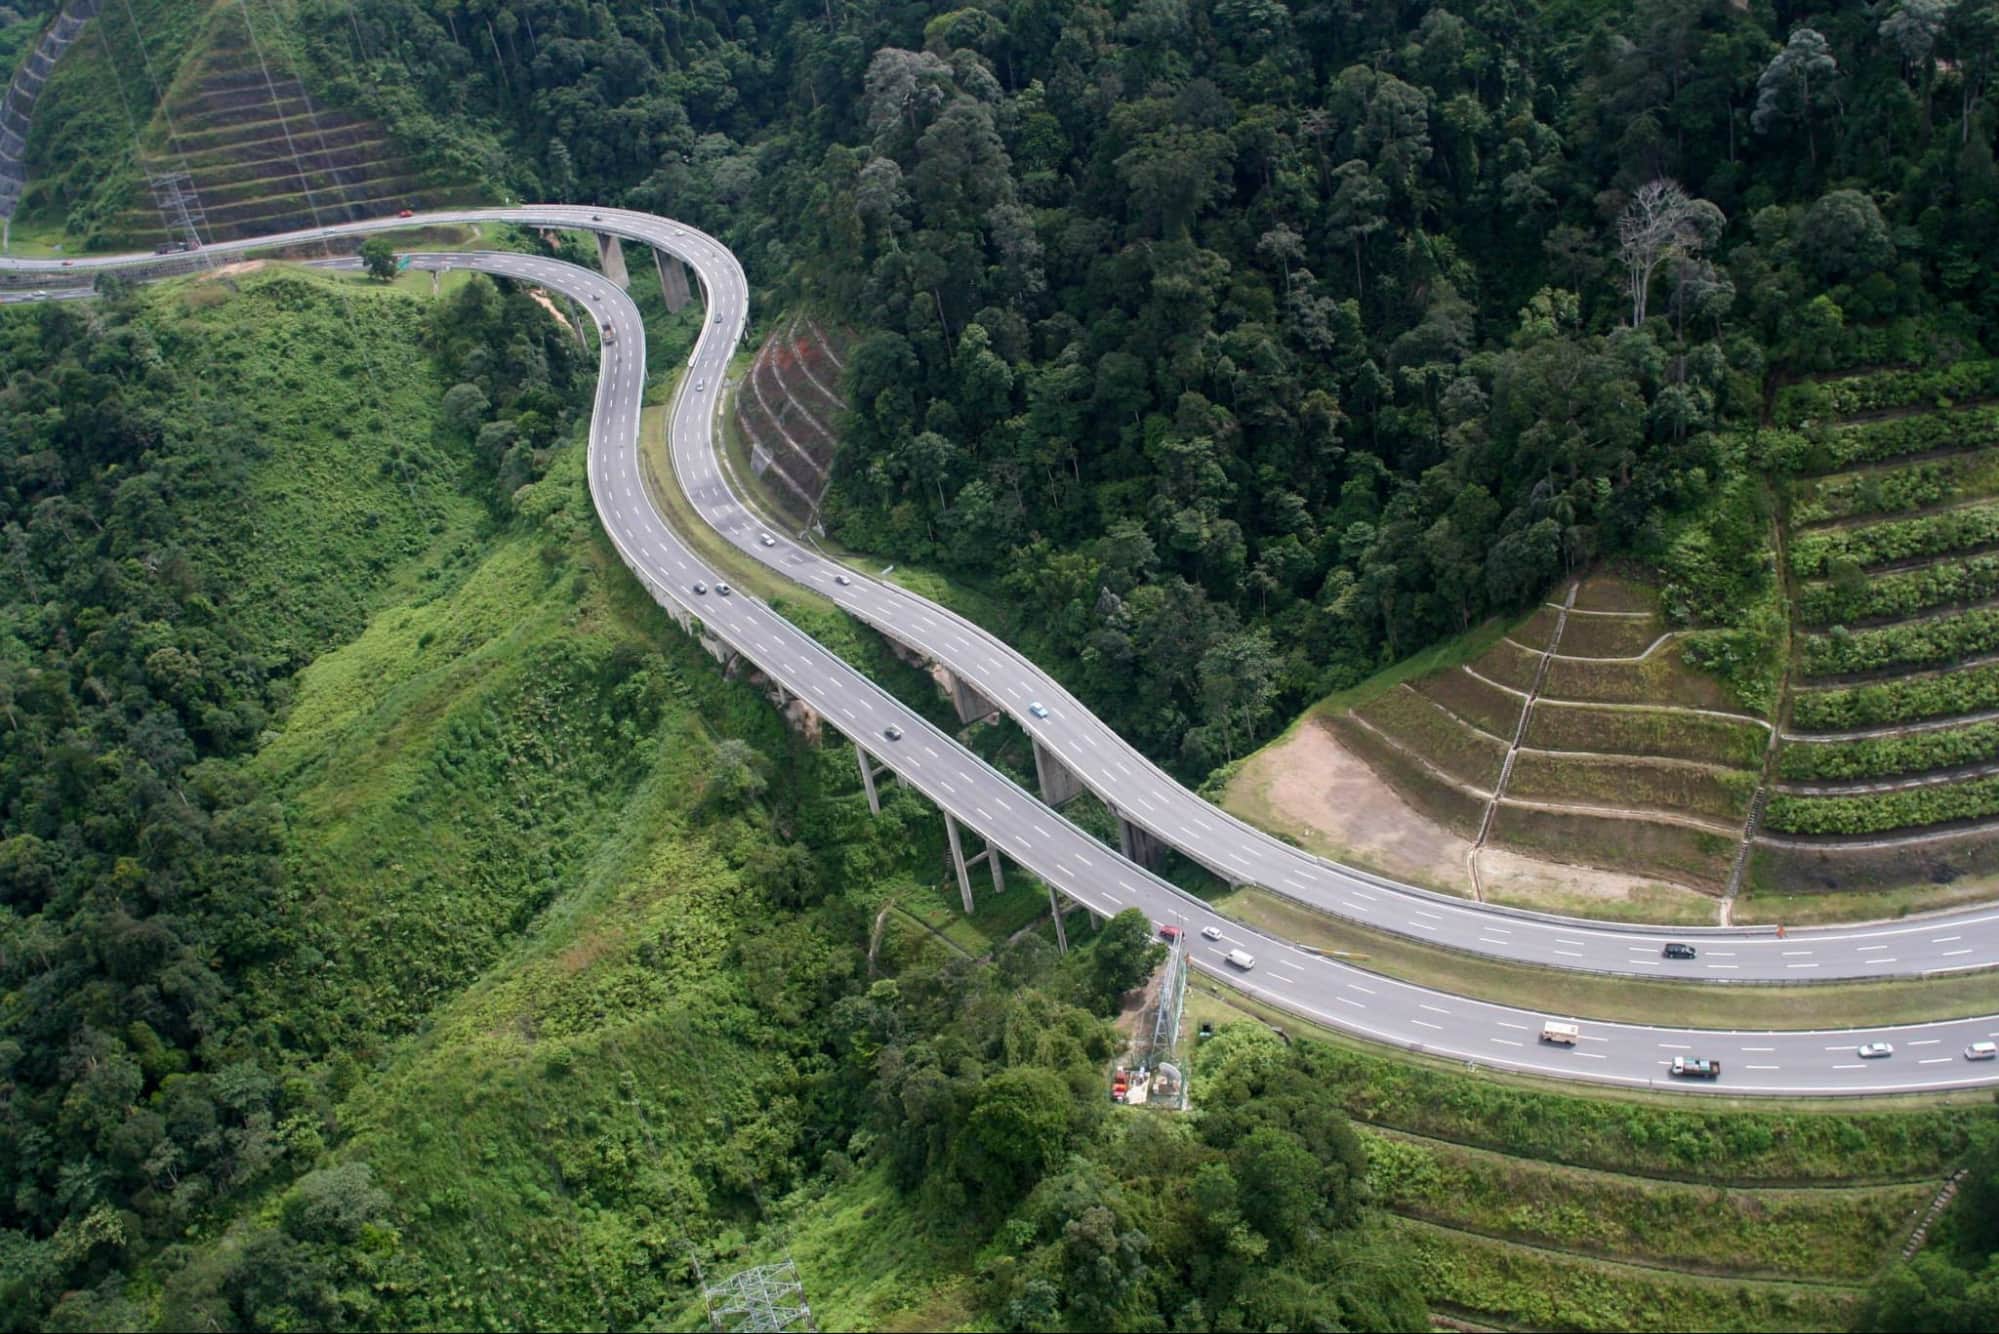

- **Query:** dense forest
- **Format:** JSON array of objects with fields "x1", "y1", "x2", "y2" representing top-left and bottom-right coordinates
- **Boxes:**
[{"x1": 298, "y1": 0, "x2": 1998, "y2": 767}]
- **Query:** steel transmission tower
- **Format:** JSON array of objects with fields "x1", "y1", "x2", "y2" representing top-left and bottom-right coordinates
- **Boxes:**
[
  {"x1": 145, "y1": 168, "x2": 212, "y2": 266},
  {"x1": 702, "y1": 1258, "x2": 818, "y2": 1333}
]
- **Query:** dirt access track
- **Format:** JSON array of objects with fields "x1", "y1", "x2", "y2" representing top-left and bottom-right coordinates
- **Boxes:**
[{"x1": 1224, "y1": 716, "x2": 1722, "y2": 923}]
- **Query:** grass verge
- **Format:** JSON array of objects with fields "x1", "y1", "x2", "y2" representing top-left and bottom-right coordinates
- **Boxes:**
[
  {"x1": 1365, "y1": 1127, "x2": 1930, "y2": 1282},
  {"x1": 1394, "y1": 1216, "x2": 1860, "y2": 1332},
  {"x1": 1214, "y1": 885, "x2": 1999, "y2": 1029}
]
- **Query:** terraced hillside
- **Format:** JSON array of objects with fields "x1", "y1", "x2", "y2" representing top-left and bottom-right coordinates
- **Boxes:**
[
  {"x1": 1178, "y1": 1003, "x2": 1974, "y2": 1334},
  {"x1": 1750, "y1": 358, "x2": 1999, "y2": 914},
  {"x1": 16, "y1": 0, "x2": 460, "y2": 248},
  {"x1": 733, "y1": 313, "x2": 851, "y2": 524},
  {"x1": 1299, "y1": 571, "x2": 1771, "y2": 919}
]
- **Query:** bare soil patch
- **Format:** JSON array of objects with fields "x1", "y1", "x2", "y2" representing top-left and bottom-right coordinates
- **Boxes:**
[
  {"x1": 1225, "y1": 718, "x2": 1721, "y2": 914},
  {"x1": 1232, "y1": 717, "x2": 1476, "y2": 889}
]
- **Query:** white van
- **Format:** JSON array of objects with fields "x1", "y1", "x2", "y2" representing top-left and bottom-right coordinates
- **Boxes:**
[
  {"x1": 1225, "y1": 949, "x2": 1256, "y2": 971},
  {"x1": 1540, "y1": 1021, "x2": 1580, "y2": 1046},
  {"x1": 1968, "y1": 1041, "x2": 1998, "y2": 1061}
]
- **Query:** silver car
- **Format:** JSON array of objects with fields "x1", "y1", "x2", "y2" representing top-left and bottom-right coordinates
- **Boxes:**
[{"x1": 1857, "y1": 1042, "x2": 1894, "y2": 1059}]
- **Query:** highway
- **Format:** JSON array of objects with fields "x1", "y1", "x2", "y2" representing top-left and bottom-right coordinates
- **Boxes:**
[
  {"x1": 10, "y1": 210, "x2": 1999, "y2": 1095},
  {"x1": 11, "y1": 209, "x2": 1999, "y2": 981}
]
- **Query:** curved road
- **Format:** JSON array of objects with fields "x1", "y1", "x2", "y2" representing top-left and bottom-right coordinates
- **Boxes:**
[
  {"x1": 10, "y1": 209, "x2": 1999, "y2": 984},
  {"x1": 10, "y1": 211, "x2": 1999, "y2": 1095}
]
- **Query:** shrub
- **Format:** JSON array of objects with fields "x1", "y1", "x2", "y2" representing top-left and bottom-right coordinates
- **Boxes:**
[
  {"x1": 1801, "y1": 608, "x2": 1999, "y2": 677},
  {"x1": 1765, "y1": 774, "x2": 1999, "y2": 835},
  {"x1": 1796, "y1": 553, "x2": 1999, "y2": 625},
  {"x1": 1772, "y1": 360, "x2": 1999, "y2": 428},
  {"x1": 1792, "y1": 661, "x2": 1999, "y2": 731},
  {"x1": 1790, "y1": 502, "x2": 1999, "y2": 578},
  {"x1": 1780, "y1": 721, "x2": 1999, "y2": 782}
]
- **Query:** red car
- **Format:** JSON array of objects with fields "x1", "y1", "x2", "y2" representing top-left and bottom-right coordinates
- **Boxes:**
[
  {"x1": 396, "y1": 208, "x2": 414, "y2": 218},
  {"x1": 1159, "y1": 924, "x2": 1182, "y2": 942}
]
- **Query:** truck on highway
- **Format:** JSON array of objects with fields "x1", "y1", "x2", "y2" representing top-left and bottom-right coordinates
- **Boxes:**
[
  {"x1": 1670, "y1": 1056, "x2": 1721, "y2": 1079},
  {"x1": 1225, "y1": 948, "x2": 1256, "y2": 971},
  {"x1": 1540, "y1": 1021, "x2": 1580, "y2": 1045}
]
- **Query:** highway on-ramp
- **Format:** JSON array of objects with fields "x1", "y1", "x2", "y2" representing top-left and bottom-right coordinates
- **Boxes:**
[{"x1": 10, "y1": 210, "x2": 1999, "y2": 1095}]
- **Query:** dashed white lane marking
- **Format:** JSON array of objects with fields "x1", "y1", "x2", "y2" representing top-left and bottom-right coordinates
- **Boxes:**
[
  {"x1": 1555, "y1": 949, "x2": 1583, "y2": 958},
  {"x1": 1491, "y1": 1038, "x2": 1523, "y2": 1048},
  {"x1": 1420, "y1": 1004, "x2": 1451, "y2": 1015},
  {"x1": 1496, "y1": 1021, "x2": 1529, "y2": 1031},
  {"x1": 1921, "y1": 1058, "x2": 1954, "y2": 1065},
  {"x1": 1412, "y1": 1019, "x2": 1442, "y2": 1031}
]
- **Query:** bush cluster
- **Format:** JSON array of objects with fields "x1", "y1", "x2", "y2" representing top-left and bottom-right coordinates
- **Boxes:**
[
  {"x1": 1793, "y1": 661, "x2": 1999, "y2": 731},
  {"x1": 1779, "y1": 721, "x2": 1999, "y2": 783},
  {"x1": 1772, "y1": 360, "x2": 1999, "y2": 428},
  {"x1": 1790, "y1": 501, "x2": 1999, "y2": 577},
  {"x1": 1760, "y1": 405, "x2": 1999, "y2": 474},
  {"x1": 1766, "y1": 774, "x2": 1999, "y2": 835},
  {"x1": 1801, "y1": 607, "x2": 1999, "y2": 677},
  {"x1": 1797, "y1": 552, "x2": 1999, "y2": 625}
]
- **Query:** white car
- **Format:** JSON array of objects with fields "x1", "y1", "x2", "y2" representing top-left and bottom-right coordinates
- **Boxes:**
[
  {"x1": 695, "y1": 379, "x2": 705, "y2": 392},
  {"x1": 759, "y1": 534, "x2": 776, "y2": 547},
  {"x1": 1200, "y1": 925, "x2": 1223, "y2": 942},
  {"x1": 834, "y1": 573, "x2": 852, "y2": 586},
  {"x1": 1028, "y1": 702, "x2": 1050, "y2": 718},
  {"x1": 1857, "y1": 1042, "x2": 1894, "y2": 1059}
]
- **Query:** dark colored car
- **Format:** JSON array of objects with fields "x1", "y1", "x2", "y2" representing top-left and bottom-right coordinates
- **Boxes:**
[{"x1": 1663, "y1": 942, "x2": 1697, "y2": 959}]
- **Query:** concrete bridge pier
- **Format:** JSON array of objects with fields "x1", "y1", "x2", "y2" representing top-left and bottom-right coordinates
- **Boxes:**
[
  {"x1": 1116, "y1": 814, "x2": 1167, "y2": 870},
  {"x1": 653, "y1": 247, "x2": 691, "y2": 313},
  {"x1": 944, "y1": 671, "x2": 997, "y2": 725},
  {"x1": 1048, "y1": 885, "x2": 1069, "y2": 953},
  {"x1": 594, "y1": 231, "x2": 630, "y2": 288},
  {"x1": 1032, "y1": 739, "x2": 1085, "y2": 807},
  {"x1": 855, "y1": 741, "x2": 896, "y2": 815},
  {"x1": 943, "y1": 811, "x2": 1005, "y2": 913}
]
